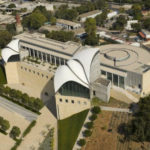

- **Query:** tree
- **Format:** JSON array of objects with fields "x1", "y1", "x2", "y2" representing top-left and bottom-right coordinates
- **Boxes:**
[
  {"x1": 6, "y1": 23, "x2": 16, "y2": 35},
  {"x1": 91, "y1": 106, "x2": 101, "y2": 114},
  {"x1": 10, "y1": 126, "x2": 21, "y2": 139},
  {"x1": 84, "y1": 18, "x2": 96, "y2": 36},
  {"x1": 7, "y1": 3, "x2": 16, "y2": 8},
  {"x1": 89, "y1": 114, "x2": 97, "y2": 121},
  {"x1": 131, "y1": 4, "x2": 142, "y2": 20},
  {"x1": 77, "y1": 139, "x2": 86, "y2": 146},
  {"x1": 85, "y1": 122, "x2": 93, "y2": 129},
  {"x1": 131, "y1": 23, "x2": 141, "y2": 32},
  {"x1": 143, "y1": 18, "x2": 150, "y2": 31},
  {"x1": 33, "y1": 98, "x2": 44, "y2": 110},
  {"x1": 22, "y1": 10, "x2": 47, "y2": 30},
  {"x1": 82, "y1": 130, "x2": 92, "y2": 137},
  {"x1": 1, "y1": 119, "x2": 10, "y2": 131},
  {"x1": 0, "y1": 30, "x2": 12, "y2": 48},
  {"x1": 84, "y1": 35, "x2": 99, "y2": 46}
]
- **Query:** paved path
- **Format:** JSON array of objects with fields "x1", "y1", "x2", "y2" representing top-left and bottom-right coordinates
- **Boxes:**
[
  {"x1": 0, "y1": 96, "x2": 38, "y2": 121},
  {"x1": 100, "y1": 106, "x2": 132, "y2": 113}
]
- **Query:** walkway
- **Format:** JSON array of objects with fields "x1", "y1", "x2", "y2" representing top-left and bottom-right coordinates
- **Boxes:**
[
  {"x1": 100, "y1": 106, "x2": 132, "y2": 113},
  {"x1": 0, "y1": 96, "x2": 38, "y2": 121}
]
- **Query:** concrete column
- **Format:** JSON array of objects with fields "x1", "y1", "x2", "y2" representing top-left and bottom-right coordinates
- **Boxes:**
[
  {"x1": 33, "y1": 50, "x2": 35, "y2": 58},
  {"x1": 45, "y1": 54, "x2": 48, "y2": 62},
  {"x1": 50, "y1": 55, "x2": 52, "y2": 64},
  {"x1": 54, "y1": 56, "x2": 56, "y2": 66},
  {"x1": 36, "y1": 51, "x2": 39, "y2": 58},
  {"x1": 41, "y1": 52, "x2": 43, "y2": 61}
]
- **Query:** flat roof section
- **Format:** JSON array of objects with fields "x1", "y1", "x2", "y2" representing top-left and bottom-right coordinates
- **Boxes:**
[
  {"x1": 57, "y1": 19, "x2": 80, "y2": 27},
  {"x1": 14, "y1": 32, "x2": 81, "y2": 56},
  {"x1": 79, "y1": 10, "x2": 101, "y2": 18},
  {"x1": 99, "y1": 44, "x2": 150, "y2": 74}
]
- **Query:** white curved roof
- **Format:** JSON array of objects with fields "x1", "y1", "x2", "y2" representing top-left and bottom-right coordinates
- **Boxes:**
[
  {"x1": 73, "y1": 48, "x2": 99, "y2": 82},
  {"x1": 67, "y1": 59, "x2": 88, "y2": 85},
  {"x1": 54, "y1": 65, "x2": 89, "y2": 93},
  {"x1": 1, "y1": 48, "x2": 18, "y2": 63},
  {"x1": 7, "y1": 39, "x2": 19, "y2": 52}
]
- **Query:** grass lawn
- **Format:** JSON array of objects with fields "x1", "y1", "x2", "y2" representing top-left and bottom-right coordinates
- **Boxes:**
[
  {"x1": 0, "y1": 65, "x2": 7, "y2": 84},
  {"x1": 58, "y1": 109, "x2": 89, "y2": 150}
]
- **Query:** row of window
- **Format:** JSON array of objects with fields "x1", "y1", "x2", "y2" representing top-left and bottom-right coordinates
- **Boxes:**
[
  {"x1": 20, "y1": 66, "x2": 50, "y2": 79},
  {"x1": 59, "y1": 98, "x2": 87, "y2": 105},
  {"x1": 21, "y1": 46, "x2": 68, "y2": 66}
]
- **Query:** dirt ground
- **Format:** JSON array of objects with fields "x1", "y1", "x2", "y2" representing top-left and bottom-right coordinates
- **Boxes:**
[{"x1": 82, "y1": 111, "x2": 150, "y2": 150}]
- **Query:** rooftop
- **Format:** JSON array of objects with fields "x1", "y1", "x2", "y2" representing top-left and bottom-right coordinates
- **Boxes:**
[
  {"x1": 57, "y1": 19, "x2": 80, "y2": 27},
  {"x1": 14, "y1": 32, "x2": 81, "y2": 56},
  {"x1": 0, "y1": 13, "x2": 15, "y2": 24},
  {"x1": 79, "y1": 10, "x2": 101, "y2": 18},
  {"x1": 99, "y1": 44, "x2": 150, "y2": 74},
  {"x1": 94, "y1": 77, "x2": 110, "y2": 87}
]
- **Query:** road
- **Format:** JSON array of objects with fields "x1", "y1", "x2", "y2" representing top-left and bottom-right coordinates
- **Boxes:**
[
  {"x1": 0, "y1": 96, "x2": 38, "y2": 121},
  {"x1": 100, "y1": 106, "x2": 132, "y2": 113}
]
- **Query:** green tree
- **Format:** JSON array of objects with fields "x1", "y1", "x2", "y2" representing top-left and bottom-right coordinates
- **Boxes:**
[
  {"x1": 6, "y1": 23, "x2": 16, "y2": 35},
  {"x1": 84, "y1": 18, "x2": 96, "y2": 36},
  {"x1": 7, "y1": 3, "x2": 16, "y2": 8},
  {"x1": 85, "y1": 122, "x2": 93, "y2": 129},
  {"x1": 83, "y1": 130, "x2": 92, "y2": 137},
  {"x1": 131, "y1": 4, "x2": 142, "y2": 20},
  {"x1": 143, "y1": 18, "x2": 150, "y2": 31},
  {"x1": 0, "y1": 30, "x2": 12, "y2": 48},
  {"x1": 89, "y1": 114, "x2": 97, "y2": 121},
  {"x1": 77, "y1": 139, "x2": 86, "y2": 146},
  {"x1": 131, "y1": 23, "x2": 141, "y2": 32},
  {"x1": 1, "y1": 119, "x2": 10, "y2": 131},
  {"x1": 10, "y1": 126, "x2": 21, "y2": 139},
  {"x1": 91, "y1": 106, "x2": 101, "y2": 114}
]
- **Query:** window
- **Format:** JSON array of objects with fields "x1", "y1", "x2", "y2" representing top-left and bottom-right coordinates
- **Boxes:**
[
  {"x1": 78, "y1": 101, "x2": 80, "y2": 104},
  {"x1": 37, "y1": 72, "x2": 40, "y2": 75},
  {"x1": 33, "y1": 71, "x2": 35, "y2": 74},
  {"x1": 71, "y1": 100, "x2": 74, "y2": 103},
  {"x1": 65, "y1": 99, "x2": 68, "y2": 103},
  {"x1": 119, "y1": 76, "x2": 124, "y2": 88},
  {"x1": 107, "y1": 72, "x2": 112, "y2": 81},
  {"x1": 21, "y1": 66, "x2": 23, "y2": 69},
  {"x1": 84, "y1": 102, "x2": 87, "y2": 105},
  {"x1": 25, "y1": 68, "x2": 27, "y2": 71},
  {"x1": 42, "y1": 74, "x2": 44, "y2": 77},
  {"x1": 93, "y1": 91, "x2": 96, "y2": 96},
  {"x1": 29, "y1": 69, "x2": 31, "y2": 72},
  {"x1": 113, "y1": 74, "x2": 118, "y2": 86},
  {"x1": 101, "y1": 70, "x2": 106, "y2": 75},
  {"x1": 46, "y1": 76, "x2": 48, "y2": 79},
  {"x1": 59, "y1": 99, "x2": 62, "y2": 102}
]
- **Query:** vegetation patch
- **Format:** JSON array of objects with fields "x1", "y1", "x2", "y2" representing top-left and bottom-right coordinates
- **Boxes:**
[
  {"x1": 58, "y1": 109, "x2": 89, "y2": 150},
  {"x1": 0, "y1": 65, "x2": 7, "y2": 84}
]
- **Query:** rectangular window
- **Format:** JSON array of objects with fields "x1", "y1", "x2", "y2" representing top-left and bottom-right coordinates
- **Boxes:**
[
  {"x1": 101, "y1": 70, "x2": 106, "y2": 75},
  {"x1": 119, "y1": 76, "x2": 124, "y2": 88},
  {"x1": 113, "y1": 74, "x2": 118, "y2": 86},
  {"x1": 107, "y1": 72, "x2": 112, "y2": 82}
]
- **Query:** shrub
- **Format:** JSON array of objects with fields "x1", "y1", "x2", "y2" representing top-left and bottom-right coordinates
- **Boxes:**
[
  {"x1": 77, "y1": 138, "x2": 86, "y2": 146},
  {"x1": 82, "y1": 130, "x2": 92, "y2": 137},
  {"x1": 91, "y1": 106, "x2": 101, "y2": 114},
  {"x1": 23, "y1": 120, "x2": 36, "y2": 137},
  {"x1": 89, "y1": 114, "x2": 97, "y2": 121},
  {"x1": 10, "y1": 126, "x2": 21, "y2": 139},
  {"x1": 84, "y1": 122, "x2": 93, "y2": 129}
]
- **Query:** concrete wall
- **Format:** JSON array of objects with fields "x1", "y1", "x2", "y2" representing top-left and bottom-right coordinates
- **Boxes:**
[
  {"x1": 90, "y1": 53, "x2": 100, "y2": 83},
  {"x1": 92, "y1": 82, "x2": 111, "y2": 102},
  {"x1": 55, "y1": 94, "x2": 90, "y2": 120},
  {"x1": 17, "y1": 62, "x2": 55, "y2": 101},
  {"x1": 5, "y1": 62, "x2": 19, "y2": 84},
  {"x1": 126, "y1": 71, "x2": 142, "y2": 89},
  {"x1": 142, "y1": 70, "x2": 150, "y2": 96}
]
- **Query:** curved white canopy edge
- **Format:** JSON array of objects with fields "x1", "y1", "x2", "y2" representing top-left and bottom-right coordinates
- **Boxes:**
[
  {"x1": 54, "y1": 65, "x2": 89, "y2": 93},
  {"x1": 73, "y1": 48, "x2": 99, "y2": 82},
  {"x1": 1, "y1": 48, "x2": 18, "y2": 63},
  {"x1": 7, "y1": 39, "x2": 19, "y2": 52}
]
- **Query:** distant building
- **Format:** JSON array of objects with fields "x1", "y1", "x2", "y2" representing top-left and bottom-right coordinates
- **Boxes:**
[
  {"x1": 56, "y1": 19, "x2": 81, "y2": 30},
  {"x1": 125, "y1": 20, "x2": 138, "y2": 31},
  {"x1": 15, "y1": 14, "x2": 23, "y2": 34},
  {"x1": 139, "y1": 29, "x2": 150, "y2": 41},
  {"x1": 107, "y1": 11, "x2": 118, "y2": 19},
  {"x1": 78, "y1": 10, "x2": 102, "y2": 22}
]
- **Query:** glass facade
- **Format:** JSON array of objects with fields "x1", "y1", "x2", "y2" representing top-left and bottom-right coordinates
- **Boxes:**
[
  {"x1": 113, "y1": 74, "x2": 118, "y2": 86},
  {"x1": 59, "y1": 81, "x2": 90, "y2": 99}
]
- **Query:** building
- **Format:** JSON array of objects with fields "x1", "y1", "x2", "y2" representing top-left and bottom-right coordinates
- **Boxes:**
[
  {"x1": 54, "y1": 48, "x2": 111, "y2": 119},
  {"x1": 56, "y1": 19, "x2": 81, "y2": 30},
  {"x1": 125, "y1": 20, "x2": 138, "y2": 31},
  {"x1": 107, "y1": 11, "x2": 118, "y2": 19},
  {"x1": 139, "y1": 29, "x2": 150, "y2": 41},
  {"x1": 78, "y1": 10, "x2": 102, "y2": 22},
  {"x1": 2, "y1": 32, "x2": 150, "y2": 119},
  {"x1": 15, "y1": 14, "x2": 23, "y2": 34}
]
